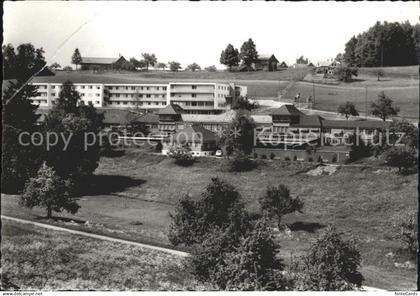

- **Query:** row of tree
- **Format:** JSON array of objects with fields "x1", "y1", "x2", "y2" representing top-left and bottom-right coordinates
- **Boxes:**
[
  {"x1": 168, "y1": 177, "x2": 364, "y2": 290},
  {"x1": 342, "y1": 21, "x2": 419, "y2": 67},
  {"x1": 220, "y1": 38, "x2": 258, "y2": 71},
  {"x1": 337, "y1": 92, "x2": 400, "y2": 121},
  {"x1": 71, "y1": 48, "x2": 215, "y2": 72}
]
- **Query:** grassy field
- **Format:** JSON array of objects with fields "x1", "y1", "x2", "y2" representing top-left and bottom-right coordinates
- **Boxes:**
[
  {"x1": 52, "y1": 66, "x2": 419, "y2": 120},
  {"x1": 282, "y1": 81, "x2": 419, "y2": 120},
  {"x1": 55, "y1": 67, "x2": 308, "y2": 82},
  {"x1": 1, "y1": 219, "x2": 207, "y2": 290},
  {"x1": 1, "y1": 147, "x2": 417, "y2": 290}
]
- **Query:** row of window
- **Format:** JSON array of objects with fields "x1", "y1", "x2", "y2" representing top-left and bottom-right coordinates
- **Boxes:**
[
  {"x1": 111, "y1": 94, "x2": 166, "y2": 99},
  {"x1": 218, "y1": 85, "x2": 229, "y2": 91},
  {"x1": 173, "y1": 101, "x2": 213, "y2": 107},
  {"x1": 107, "y1": 86, "x2": 167, "y2": 91},
  {"x1": 109, "y1": 101, "x2": 166, "y2": 106}
]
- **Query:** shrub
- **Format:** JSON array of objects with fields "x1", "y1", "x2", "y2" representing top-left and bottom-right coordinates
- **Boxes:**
[
  {"x1": 317, "y1": 156, "x2": 323, "y2": 163},
  {"x1": 189, "y1": 218, "x2": 290, "y2": 290},
  {"x1": 397, "y1": 213, "x2": 418, "y2": 259},
  {"x1": 168, "y1": 147, "x2": 195, "y2": 166},
  {"x1": 269, "y1": 153, "x2": 275, "y2": 160},
  {"x1": 335, "y1": 67, "x2": 358, "y2": 82},
  {"x1": 285, "y1": 156, "x2": 291, "y2": 161},
  {"x1": 261, "y1": 154, "x2": 267, "y2": 159},
  {"x1": 293, "y1": 155, "x2": 297, "y2": 161},
  {"x1": 168, "y1": 178, "x2": 251, "y2": 246},
  {"x1": 259, "y1": 184, "x2": 304, "y2": 229},
  {"x1": 331, "y1": 154, "x2": 337, "y2": 163},
  {"x1": 385, "y1": 146, "x2": 417, "y2": 175},
  {"x1": 294, "y1": 226, "x2": 363, "y2": 291},
  {"x1": 253, "y1": 152, "x2": 258, "y2": 159},
  {"x1": 308, "y1": 157, "x2": 313, "y2": 162},
  {"x1": 225, "y1": 152, "x2": 257, "y2": 172}
]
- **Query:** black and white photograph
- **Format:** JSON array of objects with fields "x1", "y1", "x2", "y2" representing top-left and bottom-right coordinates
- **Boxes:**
[{"x1": 1, "y1": 1, "x2": 419, "y2": 293}]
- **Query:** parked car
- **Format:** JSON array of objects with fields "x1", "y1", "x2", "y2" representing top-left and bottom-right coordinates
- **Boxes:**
[{"x1": 215, "y1": 150, "x2": 223, "y2": 157}]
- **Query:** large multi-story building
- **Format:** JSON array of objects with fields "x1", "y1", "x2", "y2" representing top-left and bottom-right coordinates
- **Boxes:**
[{"x1": 29, "y1": 76, "x2": 247, "y2": 114}]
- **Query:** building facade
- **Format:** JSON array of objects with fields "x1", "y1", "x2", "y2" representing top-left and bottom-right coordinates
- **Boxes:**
[{"x1": 29, "y1": 77, "x2": 247, "y2": 114}]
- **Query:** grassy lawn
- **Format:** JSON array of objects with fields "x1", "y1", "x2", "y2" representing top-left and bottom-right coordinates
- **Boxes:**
[
  {"x1": 1, "y1": 219, "x2": 204, "y2": 290},
  {"x1": 1, "y1": 147, "x2": 417, "y2": 290}
]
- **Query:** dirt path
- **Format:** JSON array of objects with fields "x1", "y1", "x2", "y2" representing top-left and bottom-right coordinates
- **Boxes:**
[{"x1": 1, "y1": 215, "x2": 189, "y2": 257}]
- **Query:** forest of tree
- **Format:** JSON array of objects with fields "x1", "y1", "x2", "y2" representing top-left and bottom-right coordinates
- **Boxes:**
[{"x1": 342, "y1": 21, "x2": 418, "y2": 67}]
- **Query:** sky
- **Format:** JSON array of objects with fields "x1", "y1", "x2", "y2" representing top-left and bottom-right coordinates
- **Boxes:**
[{"x1": 3, "y1": 1, "x2": 419, "y2": 69}]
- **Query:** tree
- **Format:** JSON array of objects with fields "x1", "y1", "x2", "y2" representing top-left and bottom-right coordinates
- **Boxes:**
[
  {"x1": 2, "y1": 58, "x2": 43, "y2": 192},
  {"x1": 168, "y1": 178, "x2": 249, "y2": 246},
  {"x1": 295, "y1": 226, "x2": 363, "y2": 291},
  {"x1": 196, "y1": 219, "x2": 288, "y2": 290},
  {"x1": 343, "y1": 36, "x2": 358, "y2": 67},
  {"x1": 129, "y1": 57, "x2": 141, "y2": 70},
  {"x1": 239, "y1": 38, "x2": 258, "y2": 70},
  {"x1": 220, "y1": 110, "x2": 256, "y2": 156},
  {"x1": 205, "y1": 65, "x2": 217, "y2": 72},
  {"x1": 335, "y1": 67, "x2": 358, "y2": 82},
  {"x1": 231, "y1": 96, "x2": 259, "y2": 111},
  {"x1": 50, "y1": 62, "x2": 61, "y2": 70},
  {"x1": 43, "y1": 81, "x2": 104, "y2": 185},
  {"x1": 384, "y1": 146, "x2": 417, "y2": 174},
  {"x1": 2, "y1": 44, "x2": 17, "y2": 80},
  {"x1": 259, "y1": 184, "x2": 304, "y2": 228},
  {"x1": 371, "y1": 119, "x2": 418, "y2": 157},
  {"x1": 186, "y1": 63, "x2": 201, "y2": 72},
  {"x1": 343, "y1": 21, "x2": 418, "y2": 67},
  {"x1": 156, "y1": 62, "x2": 167, "y2": 71},
  {"x1": 335, "y1": 53, "x2": 344, "y2": 63},
  {"x1": 169, "y1": 61, "x2": 181, "y2": 72},
  {"x1": 20, "y1": 162, "x2": 79, "y2": 219},
  {"x1": 3, "y1": 43, "x2": 46, "y2": 82},
  {"x1": 296, "y1": 55, "x2": 308, "y2": 65},
  {"x1": 337, "y1": 102, "x2": 359, "y2": 120},
  {"x1": 71, "y1": 48, "x2": 82, "y2": 70},
  {"x1": 220, "y1": 44, "x2": 240, "y2": 71},
  {"x1": 141, "y1": 53, "x2": 157, "y2": 70},
  {"x1": 2, "y1": 43, "x2": 50, "y2": 192},
  {"x1": 370, "y1": 92, "x2": 400, "y2": 121}
]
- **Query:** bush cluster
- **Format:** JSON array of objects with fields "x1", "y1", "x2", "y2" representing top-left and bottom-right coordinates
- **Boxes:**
[{"x1": 168, "y1": 147, "x2": 195, "y2": 166}]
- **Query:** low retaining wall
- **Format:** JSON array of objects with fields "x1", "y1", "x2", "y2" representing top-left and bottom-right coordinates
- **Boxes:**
[{"x1": 252, "y1": 147, "x2": 351, "y2": 163}]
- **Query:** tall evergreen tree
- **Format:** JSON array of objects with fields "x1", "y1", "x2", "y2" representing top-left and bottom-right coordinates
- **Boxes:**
[
  {"x1": 220, "y1": 44, "x2": 240, "y2": 71},
  {"x1": 2, "y1": 82, "x2": 42, "y2": 193},
  {"x1": 343, "y1": 21, "x2": 418, "y2": 67},
  {"x1": 239, "y1": 39, "x2": 258, "y2": 70},
  {"x1": 71, "y1": 48, "x2": 82, "y2": 70}
]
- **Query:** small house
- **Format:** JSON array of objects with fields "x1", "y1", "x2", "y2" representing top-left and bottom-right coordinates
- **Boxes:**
[{"x1": 162, "y1": 125, "x2": 218, "y2": 157}]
